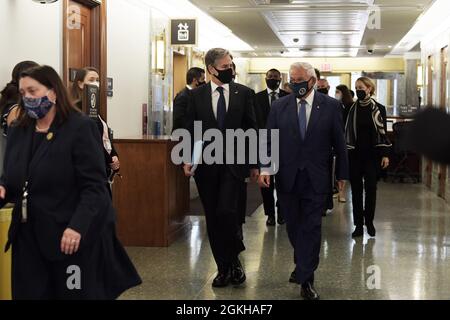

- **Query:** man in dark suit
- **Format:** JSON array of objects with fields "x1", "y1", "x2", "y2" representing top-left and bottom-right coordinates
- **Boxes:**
[
  {"x1": 184, "y1": 48, "x2": 259, "y2": 288},
  {"x1": 172, "y1": 67, "x2": 205, "y2": 132},
  {"x1": 258, "y1": 62, "x2": 349, "y2": 300},
  {"x1": 254, "y1": 68, "x2": 288, "y2": 226}
]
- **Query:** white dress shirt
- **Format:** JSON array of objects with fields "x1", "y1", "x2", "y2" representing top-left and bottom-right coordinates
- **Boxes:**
[
  {"x1": 267, "y1": 88, "x2": 280, "y2": 106},
  {"x1": 211, "y1": 82, "x2": 230, "y2": 119},
  {"x1": 297, "y1": 89, "x2": 315, "y2": 127}
]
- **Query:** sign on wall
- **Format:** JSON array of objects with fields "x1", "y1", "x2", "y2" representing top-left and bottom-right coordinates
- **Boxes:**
[{"x1": 170, "y1": 19, "x2": 197, "y2": 46}]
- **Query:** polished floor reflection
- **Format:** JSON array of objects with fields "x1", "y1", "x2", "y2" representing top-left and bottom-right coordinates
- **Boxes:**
[{"x1": 120, "y1": 182, "x2": 450, "y2": 300}]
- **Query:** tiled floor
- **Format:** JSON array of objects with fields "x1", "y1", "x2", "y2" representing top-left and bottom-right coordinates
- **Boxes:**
[{"x1": 120, "y1": 182, "x2": 450, "y2": 300}]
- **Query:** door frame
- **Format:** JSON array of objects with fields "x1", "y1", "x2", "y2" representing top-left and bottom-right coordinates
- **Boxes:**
[
  {"x1": 63, "y1": 0, "x2": 107, "y2": 119},
  {"x1": 425, "y1": 55, "x2": 434, "y2": 188},
  {"x1": 438, "y1": 47, "x2": 448, "y2": 198}
]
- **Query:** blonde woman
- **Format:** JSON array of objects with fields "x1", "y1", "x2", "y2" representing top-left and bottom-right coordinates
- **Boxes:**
[{"x1": 345, "y1": 77, "x2": 392, "y2": 238}]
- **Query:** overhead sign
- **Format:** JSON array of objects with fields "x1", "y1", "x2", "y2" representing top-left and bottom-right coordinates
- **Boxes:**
[{"x1": 171, "y1": 19, "x2": 197, "y2": 46}]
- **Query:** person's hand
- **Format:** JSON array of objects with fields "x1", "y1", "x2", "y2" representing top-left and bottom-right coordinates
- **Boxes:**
[
  {"x1": 0, "y1": 186, "x2": 6, "y2": 199},
  {"x1": 337, "y1": 180, "x2": 345, "y2": 192},
  {"x1": 258, "y1": 173, "x2": 271, "y2": 188},
  {"x1": 110, "y1": 156, "x2": 120, "y2": 171},
  {"x1": 61, "y1": 228, "x2": 81, "y2": 255},
  {"x1": 250, "y1": 169, "x2": 259, "y2": 183},
  {"x1": 183, "y1": 164, "x2": 194, "y2": 177},
  {"x1": 381, "y1": 157, "x2": 390, "y2": 169}
]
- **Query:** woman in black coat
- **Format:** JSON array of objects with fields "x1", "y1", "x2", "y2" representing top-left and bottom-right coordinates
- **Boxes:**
[
  {"x1": 345, "y1": 77, "x2": 392, "y2": 238},
  {"x1": 0, "y1": 65, "x2": 141, "y2": 299}
]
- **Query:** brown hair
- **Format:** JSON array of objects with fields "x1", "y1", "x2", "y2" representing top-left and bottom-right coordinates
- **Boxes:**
[
  {"x1": 336, "y1": 84, "x2": 354, "y2": 107},
  {"x1": 17, "y1": 65, "x2": 80, "y2": 127},
  {"x1": 70, "y1": 67, "x2": 100, "y2": 102},
  {"x1": 356, "y1": 77, "x2": 376, "y2": 96}
]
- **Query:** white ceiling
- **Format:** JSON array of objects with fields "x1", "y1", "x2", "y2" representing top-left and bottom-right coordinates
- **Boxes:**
[{"x1": 189, "y1": 0, "x2": 435, "y2": 57}]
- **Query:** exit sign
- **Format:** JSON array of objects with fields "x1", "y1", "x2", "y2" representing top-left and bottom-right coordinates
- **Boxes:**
[{"x1": 321, "y1": 63, "x2": 333, "y2": 72}]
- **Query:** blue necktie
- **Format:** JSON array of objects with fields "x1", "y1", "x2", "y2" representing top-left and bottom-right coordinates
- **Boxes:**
[
  {"x1": 216, "y1": 86, "x2": 226, "y2": 130},
  {"x1": 298, "y1": 100, "x2": 307, "y2": 140}
]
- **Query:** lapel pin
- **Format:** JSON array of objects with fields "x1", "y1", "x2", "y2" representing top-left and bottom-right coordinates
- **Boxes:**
[{"x1": 46, "y1": 132, "x2": 54, "y2": 141}]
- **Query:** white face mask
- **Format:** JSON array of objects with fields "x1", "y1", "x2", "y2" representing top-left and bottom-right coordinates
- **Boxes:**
[
  {"x1": 335, "y1": 93, "x2": 342, "y2": 101},
  {"x1": 88, "y1": 81, "x2": 100, "y2": 88}
]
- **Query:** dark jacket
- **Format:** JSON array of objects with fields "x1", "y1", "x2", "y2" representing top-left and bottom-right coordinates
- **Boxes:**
[
  {"x1": 0, "y1": 112, "x2": 115, "y2": 261},
  {"x1": 75, "y1": 100, "x2": 118, "y2": 175},
  {"x1": 185, "y1": 81, "x2": 258, "y2": 180},
  {"x1": 262, "y1": 92, "x2": 349, "y2": 194},
  {"x1": 173, "y1": 87, "x2": 191, "y2": 132},
  {"x1": 254, "y1": 89, "x2": 289, "y2": 129}
]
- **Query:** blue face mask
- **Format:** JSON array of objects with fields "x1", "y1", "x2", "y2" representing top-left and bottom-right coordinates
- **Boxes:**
[
  {"x1": 289, "y1": 78, "x2": 312, "y2": 98},
  {"x1": 22, "y1": 92, "x2": 54, "y2": 119}
]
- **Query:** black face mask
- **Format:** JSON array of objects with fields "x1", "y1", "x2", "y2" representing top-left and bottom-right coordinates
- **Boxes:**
[
  {"x1": 317, "y1": 88, "x2": 329, "y2": 95},
  {"x1": 289, "y1": 79, "x2": 312, "y2": 99},
  {"x1": 213, "y1": 67, "x2": 234, "y2": 84},
  {"x1": 197, "y1": 81, "x2": 206, "y2": 87},
  {"x1": 266, "y1": 78, "x2": 281, "y2": 91},
  {"x1": 356, "y1": 90, "x2": 368, "y2": 100}
]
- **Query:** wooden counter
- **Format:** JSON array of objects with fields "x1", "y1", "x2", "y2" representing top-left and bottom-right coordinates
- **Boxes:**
[{"x1": 112, "y1": 135, "x2": 190, "y2": 247}]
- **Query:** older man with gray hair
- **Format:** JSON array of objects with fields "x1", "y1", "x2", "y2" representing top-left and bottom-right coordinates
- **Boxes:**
[{"x1": 258, "y1": 62, "x2": 349, "y2": 300}]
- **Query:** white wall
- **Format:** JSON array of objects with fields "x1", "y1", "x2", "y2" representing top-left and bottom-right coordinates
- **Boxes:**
[
  {"x1": 107, "y1": 0, "x2": 151, "y2": 138},
  {"x1": 0, "y1": 0, "x2": 62, "y2": 87}
]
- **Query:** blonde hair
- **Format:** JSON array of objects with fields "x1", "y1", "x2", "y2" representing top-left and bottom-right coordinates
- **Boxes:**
[{"x1": 356, "y1": 77, "x2": 376, "y2": 96}]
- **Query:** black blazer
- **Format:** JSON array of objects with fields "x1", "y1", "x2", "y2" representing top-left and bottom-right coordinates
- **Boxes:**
[
  {"x1": 173, "y1": 87, "x2": 191, "y2": 132},
  {"x1": 254, "y1": 89, "x2": 289, "y2": 129},
  {"x1": 185, "y1": 81, "x2": 258, "y2": 180},
  {"x1": 0, "y1": 112, "x2": 115, "y2": 261}
]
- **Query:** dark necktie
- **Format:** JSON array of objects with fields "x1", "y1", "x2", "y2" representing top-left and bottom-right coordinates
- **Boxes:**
[
  {"x1": 216, "y1": 86, "x2": 226, "y2": 130},
  {"x1": 270, "y1": 91, "x2": 277, "y2": 106},
  {"x1": 298, "y1": 100, "x2": 307, "y2": 140}
]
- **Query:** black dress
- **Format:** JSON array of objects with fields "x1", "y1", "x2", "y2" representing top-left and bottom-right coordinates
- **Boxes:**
[{"x1": 0, "y1": 112, "x2": 141, "y2": 299}]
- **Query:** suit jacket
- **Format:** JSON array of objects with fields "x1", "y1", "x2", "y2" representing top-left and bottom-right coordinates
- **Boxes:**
[
  {"x1": 254, "y1": 89, "x2": 289, "y2": 129},
  {"x1": 263, "y1": 91, "x2": 349, "y2": 194},
  {"x1": 185, "y1": 81, "x2": 258, "y2": 180},
  {"x1": 173, "y1": 87, "x2": 191, "y2": 132},
  {"x1": 0, "y1": 112, "x2": 115, "y2": 261}
]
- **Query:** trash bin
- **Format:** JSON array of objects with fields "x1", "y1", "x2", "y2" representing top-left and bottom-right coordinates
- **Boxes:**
[{"x1": 0, "y1": 205, "x2": 12, "y2": 300}]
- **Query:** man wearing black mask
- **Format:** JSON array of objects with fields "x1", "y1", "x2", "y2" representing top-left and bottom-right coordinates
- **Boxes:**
[
  {"x1": 172, "y1": 67, "x2": 205, "y2": 132},
  {"x1": 317, "y1": 78, "x2": 330, "y2": 96},
  {"x1": 184, "y1": 48, "x2": 259, "y2": 288},
  {"x1": 254, "y1": 69, "x2": 288, "y2": 226}
]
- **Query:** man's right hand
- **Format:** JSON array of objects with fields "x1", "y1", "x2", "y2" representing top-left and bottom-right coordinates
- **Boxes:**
[
  {"x1": 258, "y1": 174, "x2": 271, "y2": 188},
  {"x1": 183, "y1": 164, "x2": 194, "y2": 177},
  {"x1": 0, "y1": 186, "x2": 6, "y2": 199}
]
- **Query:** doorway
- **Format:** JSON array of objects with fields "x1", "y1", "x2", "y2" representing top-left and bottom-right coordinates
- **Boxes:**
[
  {"x1": 425, "y1": 55, "x2": 434, "y2": 188},
  {"x1": 63, "y1": 0, "x2": 107, "y2": 118},
  {"x1": 438, "y1": 47, "x2": 448, "y2": 198}
]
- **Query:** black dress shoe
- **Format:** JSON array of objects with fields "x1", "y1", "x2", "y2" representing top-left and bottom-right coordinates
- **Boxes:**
[
  {"x1": 277, "y1": 216, "x2": 285, "y2": 225},
  {"x1": 352, "y1": 226, "x2": 364, "y2": 238},
  {"x1": 301, "y1": 282, "x2": 320, "y2": 300},
  {"x1": 366, "y1": 222, "x2": 376, "y2": 237},
  {"x1": 212, "y1": 270, "x2": 231, "y2": 287},
  {"x1": 266, "y1": 216, "x2": 276, "y2": 226},
  {"x1": 289, "y1": 269, "x2": 300, "y2": 284},
  {"x1": 231, "y1": 259, "x2": 246, "y2": 285}
]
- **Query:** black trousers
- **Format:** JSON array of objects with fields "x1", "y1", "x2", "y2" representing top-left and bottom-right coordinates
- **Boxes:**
[
  {"x1": 194, "y1": 165, "x2": 245, "y2": 272},
  {"x1": 348, "y1": 151, "x2": 379, "y2": 227},
  {"x1": 260, "y1": 175, "x2": 281, "y2": 217},
  {"x1": 278, "y1": 169, "x2": 326, "y2": 285}
]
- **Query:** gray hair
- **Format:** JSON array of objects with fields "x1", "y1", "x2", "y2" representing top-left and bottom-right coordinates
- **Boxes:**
[
  {"x1": 289, "y1": 62, "x2": 317, "y2": 80},
  {"x1": 205, "y1": 48, "x2": 231, "y2": 70}
]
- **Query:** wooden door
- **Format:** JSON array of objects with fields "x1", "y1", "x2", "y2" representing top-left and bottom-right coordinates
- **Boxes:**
[
  {"x1": 173, "y1": 52, "x2": 188, "y2": 98},
  {"x1": 63, "y1": 0, "x2": 107, "y2": 119},
  {"x1": 67, "y1": 1, "x2": 92, "y2": 84},
  {"x1": 438, "y1": 47, "x2": 448, "y2": 198},
  {"x1": 425, "y1": 55, "x2": 434, "y2": 188}
]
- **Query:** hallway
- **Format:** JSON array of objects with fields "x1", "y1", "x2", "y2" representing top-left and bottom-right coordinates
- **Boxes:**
[{"x1": 120, "y1": 182, "x2": 450, "y2": 300}]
